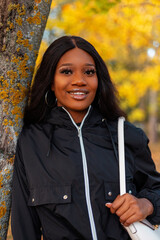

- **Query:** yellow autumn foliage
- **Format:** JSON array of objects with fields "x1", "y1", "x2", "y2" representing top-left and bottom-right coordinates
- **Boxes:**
[{"x1": 36, "y1": 0, "x2": 160, "y2": 122}]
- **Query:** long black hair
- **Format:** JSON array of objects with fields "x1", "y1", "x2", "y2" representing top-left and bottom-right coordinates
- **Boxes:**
[{"x1": 24, "y1": 35, "x2": 126, "y2": 125}]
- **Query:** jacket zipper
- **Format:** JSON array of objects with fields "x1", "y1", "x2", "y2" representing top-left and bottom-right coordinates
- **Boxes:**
[{"x1": 62, "y1": 106, "x2": 98, "y2": 240}]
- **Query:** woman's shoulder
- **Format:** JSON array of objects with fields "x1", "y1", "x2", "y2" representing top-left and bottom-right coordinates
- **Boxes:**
[
  {"x1": 18, "y1": 122, "x2": 52, "y2": 144},
  {"x1": 19, "y1": 123, "x2": 42, "y2": 136},
  {"x1": 124, "y1": 121, "x2": 149, "y2": 151},
  {"x1": 124, "y1": 120, "x2": 145, "y2": 137},
  {"x1": 107, "y1": 119, "x2": 148, "y2": 149}
]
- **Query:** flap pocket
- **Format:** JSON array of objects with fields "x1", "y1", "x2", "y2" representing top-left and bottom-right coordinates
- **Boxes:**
[
  {"x1": 28, "y1": 185, "x2": 71, "y2": 206},
  {"x1": 104, "y1": 182, "x2": 119, "y2": 201},
  {"x1": 104, "y1": 181, "x2": 137, "y2": 201}
]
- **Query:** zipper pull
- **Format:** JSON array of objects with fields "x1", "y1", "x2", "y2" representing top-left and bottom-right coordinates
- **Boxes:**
[{"x1": 78, "y1": 127, "x2": 81, "y2": 137}]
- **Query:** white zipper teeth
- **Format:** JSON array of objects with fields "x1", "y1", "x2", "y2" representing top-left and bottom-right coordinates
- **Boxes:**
[
  {"x1": 62, "y1": 106, "x2": 98, "y2": 240},
  {"x1": 78, "y1": 129, "x2": 98, "y2": 240}
]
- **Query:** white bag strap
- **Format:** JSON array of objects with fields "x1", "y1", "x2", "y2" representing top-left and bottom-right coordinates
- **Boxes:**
[
  {"x1": 117, "y1": 117, "x2": 160, "y2": 238},
  {"x1": 118, "y1": 117, "x2": 126, "y2": 196}
]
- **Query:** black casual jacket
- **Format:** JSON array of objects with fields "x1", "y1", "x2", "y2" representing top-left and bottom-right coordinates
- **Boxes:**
[{"x1": 11, "y1": 106, "x2": 160, "y2": 240}]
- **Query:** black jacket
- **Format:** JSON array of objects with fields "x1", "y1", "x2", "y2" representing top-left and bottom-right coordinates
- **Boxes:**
[{"x1": 11, "y1": 106, "x2": 160, "y2": 240}]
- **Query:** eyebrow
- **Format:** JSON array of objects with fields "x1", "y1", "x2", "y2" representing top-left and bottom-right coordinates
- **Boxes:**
[{"x1": 59, "y1": 63, "x2": 96, "y2": 67}]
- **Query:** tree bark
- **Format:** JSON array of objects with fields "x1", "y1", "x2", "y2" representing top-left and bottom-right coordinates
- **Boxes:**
[{"x1": 0, "y1": 0, "x2": 52, "y2": 239}]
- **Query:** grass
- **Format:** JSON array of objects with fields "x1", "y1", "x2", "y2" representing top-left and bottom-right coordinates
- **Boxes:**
[{"x1": 6, "y1": 142, "x2": 160, "y2": 239}]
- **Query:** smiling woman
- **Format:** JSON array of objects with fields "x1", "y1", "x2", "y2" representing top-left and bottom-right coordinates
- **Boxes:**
[
  {"x1": 23, "y1": 36, "x2": 124, "y2": 125},
  {"x1": 52, "y1": 47, "x2": 98, "y2": 123},
  {"x1": 11, "y1": 36, "x2": 160, "y2": 240}
]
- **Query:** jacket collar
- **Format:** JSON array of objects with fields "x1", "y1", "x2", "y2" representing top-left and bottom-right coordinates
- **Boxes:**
[{"x1": 46, "y1": 105, "x2": 104, "y2": 128}]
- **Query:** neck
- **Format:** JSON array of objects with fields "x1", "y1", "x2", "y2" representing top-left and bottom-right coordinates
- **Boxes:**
[
  {"x1": 62, "y1": 106, "x2": 91, "y2": 124},
  {"x1": 70, "y1": 111, "x2": 87, "y2": 123}
]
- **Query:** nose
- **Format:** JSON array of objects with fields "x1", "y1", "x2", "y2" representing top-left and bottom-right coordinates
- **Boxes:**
[{"x1": 71, "y1": 72, "x2": 87, "y2": 86}]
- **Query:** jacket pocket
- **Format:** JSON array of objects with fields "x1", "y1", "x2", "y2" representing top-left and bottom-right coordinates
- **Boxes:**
[
  {"x1": 28, "y1": 185, "x2": 71, "y2": 206},
  {"x1": 104, "y1": 181, "x2": 137, "y2": 202}
]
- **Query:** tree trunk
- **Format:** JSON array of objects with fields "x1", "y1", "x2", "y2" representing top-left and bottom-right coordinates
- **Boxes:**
[
  {"x1": 0, "y1": 0, "x2": 52, "y2": 239},
  {"x1": 148, "y1": 89, "x2": 158, "y2": 143}
]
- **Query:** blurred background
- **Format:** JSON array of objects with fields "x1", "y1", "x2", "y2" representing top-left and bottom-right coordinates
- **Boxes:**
[
  {"x1": 7, "y1": 0, "x2": 160, "y2": 238},
  {"x1": 38, "y1": 0, "x2": 160, "y2": 142}
]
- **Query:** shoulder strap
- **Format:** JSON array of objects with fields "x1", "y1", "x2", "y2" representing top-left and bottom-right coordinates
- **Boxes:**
[{"x1": 118, "y1": 117, "x2": 126, "y2": 195}]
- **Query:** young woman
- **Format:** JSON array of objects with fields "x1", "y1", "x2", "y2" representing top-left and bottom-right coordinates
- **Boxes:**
[{"x1": 11, "y1": 36, "x2": 160, "y2": 240}]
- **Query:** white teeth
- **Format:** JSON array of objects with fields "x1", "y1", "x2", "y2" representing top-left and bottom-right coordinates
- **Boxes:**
[{"x1": 70, "y1": 92, "x2": 86, "y2": 95}]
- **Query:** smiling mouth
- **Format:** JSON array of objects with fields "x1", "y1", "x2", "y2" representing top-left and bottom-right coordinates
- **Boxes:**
[{"x1": 67, "y1": 90, "x2": 88, "y2": 100}]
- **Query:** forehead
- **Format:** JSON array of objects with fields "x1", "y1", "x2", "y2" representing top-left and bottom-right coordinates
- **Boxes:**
[{"x1": 57, "y1": 47, "x2": 95, "y2": 66}]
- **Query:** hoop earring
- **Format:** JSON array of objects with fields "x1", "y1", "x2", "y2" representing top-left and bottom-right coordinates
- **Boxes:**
[{"x1": 45, "y1": 90, "x2": 56, "y2": 107}]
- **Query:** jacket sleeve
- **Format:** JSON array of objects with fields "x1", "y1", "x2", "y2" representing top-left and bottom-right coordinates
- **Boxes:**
[
  {"x1": 133, "y1": 130, "x2": 160, "y2": 225},
  {"x1": 11, "y1": 136, "x2": 42, "y2": 240}
]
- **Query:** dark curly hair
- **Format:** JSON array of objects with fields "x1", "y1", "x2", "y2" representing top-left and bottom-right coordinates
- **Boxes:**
[{"x1": 24, "y1": 35, "x2": 125, "y2": 125}]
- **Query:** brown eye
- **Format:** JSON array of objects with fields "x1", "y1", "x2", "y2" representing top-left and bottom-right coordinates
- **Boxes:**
[
  {"x1": 60, "y1": 69, "x2": 72, "y2": 75},
  {"x1": 85, "y1": 69, "x2": 96, "y2": 75}
]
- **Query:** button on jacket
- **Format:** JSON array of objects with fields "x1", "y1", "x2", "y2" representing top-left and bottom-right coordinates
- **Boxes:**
[{"x1": 11, "y1": 106, "x2": 160, "y2": 240}]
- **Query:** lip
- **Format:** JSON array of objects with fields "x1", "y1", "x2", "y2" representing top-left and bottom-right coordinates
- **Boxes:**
[{"x1": 67, "y1": 89, "x2": 89, "y2": 100}]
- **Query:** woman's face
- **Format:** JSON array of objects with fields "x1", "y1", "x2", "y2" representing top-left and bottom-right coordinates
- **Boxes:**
[{"x1": 52, "y1": 47, "x2": 98, "y2": 122}]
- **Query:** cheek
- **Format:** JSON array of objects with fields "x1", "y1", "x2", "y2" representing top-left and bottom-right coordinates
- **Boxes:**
[
  {"x1": 51, "y1": 77, "x2": 63, "y2": 93},
  {"x1": 52, "y1": 81, "x2": 69, "y2": 101}
]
